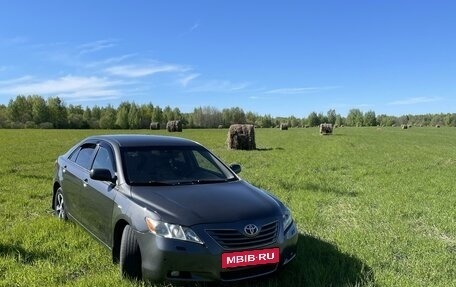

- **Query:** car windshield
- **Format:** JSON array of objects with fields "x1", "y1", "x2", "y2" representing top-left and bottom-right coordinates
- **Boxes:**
[{"x1": 121, "y1": 146, "x2": 237, "y2": 186}]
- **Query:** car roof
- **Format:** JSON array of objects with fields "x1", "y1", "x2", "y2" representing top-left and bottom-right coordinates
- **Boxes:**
[{"x1": 85, "y1": 134, "x2": 202, "y2": 148}]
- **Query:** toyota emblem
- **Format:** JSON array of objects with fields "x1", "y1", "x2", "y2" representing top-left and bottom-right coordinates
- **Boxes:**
[{"x1": 244, "y1": 224, "x2": 260, "y2": 237}]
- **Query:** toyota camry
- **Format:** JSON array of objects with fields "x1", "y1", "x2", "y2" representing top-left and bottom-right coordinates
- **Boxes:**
[{"x1": 52, "y1": 134, "x2": 298, "y2": 282}]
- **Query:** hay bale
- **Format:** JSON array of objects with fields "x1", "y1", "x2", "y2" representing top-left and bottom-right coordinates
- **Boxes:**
[
  {"x1": 166, "y1": 120, "x2": 183, "y2": 132},
  {"x1": 150, "y1": 122, "x2": 160, "y2": 130},
  {"x1": 218, "y1": 125, "x2": 223, "y2": 129},
  {"x1": 319, "y1": 123, "x2": 333, "y2": 135},
  {"x1": 436, "y1": 124, "x2": 440, "y2": 128},
  {"x1": 280, "y1": 123, "x2": 288, "y2": 130},
  {"x1": 227, "y1": 124, "x2": 256, "y2": 150}
]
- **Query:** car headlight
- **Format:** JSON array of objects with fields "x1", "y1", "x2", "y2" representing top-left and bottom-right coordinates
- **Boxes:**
[
  {"x1": 145, "y1": 217, "x2": 204, "y2": 245},
  {"x1": 282, "y1": 208, "x2": 293, "y2": 230}
]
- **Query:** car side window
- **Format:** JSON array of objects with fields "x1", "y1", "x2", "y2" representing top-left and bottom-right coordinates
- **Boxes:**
[
  {"x1": 74, "y1": 145, "x2": 96, "y2": 170},
  {"x1": 68, "y1": 147, "x2": 81, "y2": 161},
  {"x1": 92, "y1": 146, "x2": 115, "y2": 174},
  {"x1": 192, "y1": 151, "x2": 223, "y2": 176}
]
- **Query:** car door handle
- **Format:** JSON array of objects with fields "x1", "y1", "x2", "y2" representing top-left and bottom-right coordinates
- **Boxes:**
[{"x1": 83, "y1": 178, "x2": 88, "y2": 188}]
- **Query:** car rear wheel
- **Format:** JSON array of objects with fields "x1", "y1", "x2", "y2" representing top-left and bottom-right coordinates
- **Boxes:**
[
  {"x1": 120, "y1": 225, "x2": 142, "y2": 279},
  {"x1": 54, "y1": 187, "x2": 68, "y2": 220}
]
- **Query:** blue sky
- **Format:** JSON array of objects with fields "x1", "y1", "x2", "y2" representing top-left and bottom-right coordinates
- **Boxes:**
[{"x1": 0, "y1": 1, "x2": 455, "y2": 117}]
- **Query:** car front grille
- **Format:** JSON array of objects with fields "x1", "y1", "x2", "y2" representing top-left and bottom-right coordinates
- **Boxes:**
[{"x1": 206, "y1": 221, "x2": 278, "y2": 250}]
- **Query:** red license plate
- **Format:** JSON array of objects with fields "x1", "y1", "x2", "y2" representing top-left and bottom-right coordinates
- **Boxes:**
[{"x1": 222, "y1": 248, "x2": 280, "y2": 268}]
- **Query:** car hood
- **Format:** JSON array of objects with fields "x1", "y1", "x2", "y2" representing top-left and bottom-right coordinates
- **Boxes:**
[{"x1": 130, "y1": 180, "x2": 282, "y2": 226}]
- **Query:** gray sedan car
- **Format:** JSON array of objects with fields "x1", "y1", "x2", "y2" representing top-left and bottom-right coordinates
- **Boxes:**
[{"x1": 52, "y1": 134, "x2": 298, "y2": 282}]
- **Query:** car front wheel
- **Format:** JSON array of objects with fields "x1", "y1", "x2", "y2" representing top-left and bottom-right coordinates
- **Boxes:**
[
  {"x1": 120, "y1": 225, "x2": 142, "y2": 279},
  {"x1": 54, "y1": 187, "x2": 68, "y2": 220}
]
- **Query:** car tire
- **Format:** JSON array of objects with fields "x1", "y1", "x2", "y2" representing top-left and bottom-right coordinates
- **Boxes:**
[
  {"x1": 54, "y1": 187, "x2": 68, "y2": 220},
  {"x1": 120, "y1": 225, "x2": 142, "y2": 280}
]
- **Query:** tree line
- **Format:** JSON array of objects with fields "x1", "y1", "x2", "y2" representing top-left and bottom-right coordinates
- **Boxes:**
[{"x1": 1, "y1": 95, "x2": 455, "y2": 129}]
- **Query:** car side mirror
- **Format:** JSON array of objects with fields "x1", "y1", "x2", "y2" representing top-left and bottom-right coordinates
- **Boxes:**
[
  {"x1": 229, "y1": 163, "x2": 242, "y2": 174},
  {"x1": 90, "y1": 168, "x2": 117, "y2": 184}
]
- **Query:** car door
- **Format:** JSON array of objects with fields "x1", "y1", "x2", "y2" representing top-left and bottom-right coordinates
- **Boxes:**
[
  {"x1": 62, "y1": 143, "x2": 97, "y2": 223},
  {"x1": 78, "y1": 143, "x2": 117, "y2": 245}
]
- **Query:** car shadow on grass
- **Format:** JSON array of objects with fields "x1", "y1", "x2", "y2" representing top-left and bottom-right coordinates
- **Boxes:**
[
  {"x1": 165, "y1": 233, "x2": 375, "y2": 287},
  {"x1": 0, "y1": 243, "x2": 52, "y2": 264}
]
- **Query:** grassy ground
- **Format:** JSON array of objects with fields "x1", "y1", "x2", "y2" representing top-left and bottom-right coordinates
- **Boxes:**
[{"x1": 0, "y1": 127, "x2": 454, "y2": 287}]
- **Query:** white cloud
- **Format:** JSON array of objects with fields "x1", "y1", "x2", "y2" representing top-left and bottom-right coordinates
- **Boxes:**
[
  {"x1": 85, "y1": 54, "x2": 137, "y2": 68},
  {"x1": 190, "y1": 22, "x2": 200, "y2": 31},
  {"x1": 0, "y1": 75, "x2": 123, "y2": 101},
  {"x1": 0, "y1": 75, "x2": 34, "y2": 86},
  {"x1": 188, "y1": 80, "x2": 249, "y2": 93},
  {"x1": 332, "y1": 103, "x2": 371, "y2": 109},
  {"x1": 77, "y1": 39, "x2": 118, "y2": 54},
  {"x1": 387, "y1": 96, "x2": 442, "y2": 106},
  {"x1": 266, "y1": 86, "x2": 340, "y2": 94},
  {"x1": 0, "y1": 36, "x2": 28, "y2": 46},
  {"x1": 105, "y1": 64, "x2": 187, "y2": 78},
  {"x1": 179, "y1": 73, "x2": 200, "y2": 87}
]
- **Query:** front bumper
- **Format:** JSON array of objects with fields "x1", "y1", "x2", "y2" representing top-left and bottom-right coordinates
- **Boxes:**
[{"x1": 135, "y1": 220, "x2": 298, "y2": 282}]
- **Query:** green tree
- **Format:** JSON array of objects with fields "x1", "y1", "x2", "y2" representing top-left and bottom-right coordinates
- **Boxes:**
[
  {"x1": 99, "y1": 106, "x2": 117, "y2": 129},
  {"x1": 163, "y1": 106, "x2": 174, "y2": 124},
  {"x1": 335, "y1": 114, "x2": 343, "y2": 126},
  {"x1": 307, "y1": 112, "x2": 319, "y2": 127},
  {"x1": 346, "y1": 109, "x2": 363, "y2": 127},
  {"x1": 47, "y1": 97, "x2": 68, "y2": 128},
  {"x1": 139, "y1": 103, "x2": 154, "y2": 128},
  {"x1": 377, "y1": 114, "x2": 396, "y2": 126},
  {"x1": 29, "y1": 95, "x2": 49, "y2": 124},
  {"x1": 246, "y1": 111, "x2": 257, "y2": 125},
  {"x1": 318, "y1": 112, "x2": 328, "y2": 124},
  {"x1": 67, "y1": 104, "x2": 85, "y2": 129},
  {"x1": 152, "y1": 105, "x2": 163, "y2": 124},
  {"x1": 364, "y1": 110, "x2": 377, "y2": 126},
  {"x1": 0, "y1": 104, "x2": 8, "y2": 128},
  {"x1": 128, "y1": 103, "x2": 140, "y2": 129},
  {"x1": 262, "y1": 114, "x2": 273, "y2": 128},
  {"x1": 115, "y1": 102, "x2": 130, "y2": 129},
  {"x1": 327, "y1": 109, "x2": 337, "y2": 125},
  {"x1": 8, "y1": 95, "x2": 32, "y2": 123}
]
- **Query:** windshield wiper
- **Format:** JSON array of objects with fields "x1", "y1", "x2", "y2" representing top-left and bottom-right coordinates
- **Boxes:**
[
  {"x1": 130, "y1": 181, "x2": 173, "y2": 186},
  {"x1": 195, "y1": 179, "x2": 228, "y2": 184},
  {"x1": 175, "y1": 178, "x2": 236, "y2": 185}
]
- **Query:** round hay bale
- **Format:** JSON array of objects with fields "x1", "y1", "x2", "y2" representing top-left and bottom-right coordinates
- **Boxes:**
[
  {"x1": 166, "y1": 120, "x2": 183, "y2": 132},
  {"x1": 218, "y1": 125, "x2": 223, "y2": 129},
  {"x1": 227, "y1": 124, "x2": 256, "y2": 150},
  {"x1": 280, "y1": 123, "x2": 288, "y2": 130},
  {"x1": 436, "y1": 124, "x2": 440, "y2": 128},
  {"x1": 150, "y1": 122, "x2": 160, "y2": 130},
  {"x1": 319, "y1": 123, "x2": 333, "y2": 135}
]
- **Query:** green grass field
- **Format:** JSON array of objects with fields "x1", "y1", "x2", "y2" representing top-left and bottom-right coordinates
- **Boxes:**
[{"x1": 0, "y1": 127, "x2": 455, "y2": 287}]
